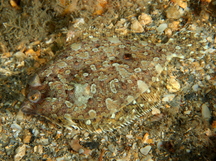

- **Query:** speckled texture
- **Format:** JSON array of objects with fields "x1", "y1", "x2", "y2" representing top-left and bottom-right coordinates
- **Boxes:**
[
  {"x1": 21, "y1": 28, "x2": 216, "y2": 135},
  {"x1": 21, "y1": 36, "x2": 176, "y2": 133},
  {"x1": 0, "y1": 0, "x2": 216, "y2": 160}
]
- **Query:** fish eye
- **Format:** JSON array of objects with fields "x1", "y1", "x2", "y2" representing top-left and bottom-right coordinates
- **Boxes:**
[{"x1": 27, "y1": 90, "x2": 41, "y2": 103}]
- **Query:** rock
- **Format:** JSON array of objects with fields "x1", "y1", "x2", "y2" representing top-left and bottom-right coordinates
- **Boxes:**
[
  {"x1": 202, "y1": 103, "x2": 211, "y2": 121},
  {"x1": 166, "y1": 6, "x2": 184, "y2": 19},
  {"x1": 157, "y1": 141, "x2": 163, "y2": 150},
  {"x1": 151, "y1": 108, "x2": 161, "y2": 115},
  {"x1": 164, "y1": 28, "x2": 172, "y2": 36},
  {"x1": 138, "y1": 13, "x2": 152, "y2": 26},
  {"x1": 166, "y1": 77, "x2": 181, "y2": 93},
  {"x1": 14, "y1": 144, "x2": 26, "y2": 161},
  {"x1": 40, "y1": 138, "x2": 49, "y2": 145},
  {"x1": 131, "y1": 19, "x2": 144, "y2": 33},
  {"x1": 23, "y1": 129, "x2": 32, "y2": 144},
  {"x1": 157, "y1": 23, "x2": 168, "y2": 33},
  {"x1": 192, "y1": 84, "x2": 199, "y2": 92},
  {"x1": 34, "y1": 145, "x2": 43, "y2": 154},
  {"x1": 172, "y1": 0, "x2": 187, "y2": 9},
  {"x1": 140, "y1": 145, "x2": 151, "y2": 155},
  {"x1": 184, "y1": 110, "x2": 191, "y2": 115},
  {"x1": 16, "y1": 110, "x2": 24, "y2": 122},
  {"x1": 11, "y1": 123, "x2": 22, "y2": 138},
  {"x1": 108, "y1": 144, "x2": 116, "y2": 153},
  {"x1": 162, "y1": 94, "x2": 176, "y2": 102}
]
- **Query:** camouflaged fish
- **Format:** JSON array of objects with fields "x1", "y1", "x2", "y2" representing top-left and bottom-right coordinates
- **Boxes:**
[{"x1": 20, "y1": 34, "x2": 186, "y2": 133}]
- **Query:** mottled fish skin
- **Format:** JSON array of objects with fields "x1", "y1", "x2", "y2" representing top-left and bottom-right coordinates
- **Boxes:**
[{"x1": 21, "y1": 35, "x2": 183, "y2": 133}]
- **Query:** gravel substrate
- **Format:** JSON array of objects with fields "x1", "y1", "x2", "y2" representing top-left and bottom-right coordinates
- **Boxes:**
[{"x1": 0, "y1": 0, "x2": 215, "y2": 161}]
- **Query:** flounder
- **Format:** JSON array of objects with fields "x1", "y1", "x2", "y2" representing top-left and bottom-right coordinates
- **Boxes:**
[{"x1": 21, "y1": 35, "x2": 179, "y2": 133}]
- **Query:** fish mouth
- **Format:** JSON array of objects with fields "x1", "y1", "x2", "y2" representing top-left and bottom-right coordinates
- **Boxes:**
[{"x1": 21, "y1": 101, "x2": 37, "y2": 115}]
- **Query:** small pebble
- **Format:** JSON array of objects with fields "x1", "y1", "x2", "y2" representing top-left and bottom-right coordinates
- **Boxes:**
[
  {"x1": 14, "y1": 144, "x2": 26, "y2": 161},
  {"x1": 40, "y1": 138, "x2": 49, "y2": 145},
  {"x1": 164, "y1": 28, "x2": 172, "y2": 36},
  {"x1": 157, "y1": 23, "x2": 168, "y2": 33},
  {"x1": 140, "y1": 145, "x2": 151, "y2": 155},
  {"x1": 184, "y1": 110, "x2": 191, "y2": 115},
  {"x1": 73, "y1": 18, "x2": 85, "y2": 28},
  {"x1": 23, "y1": 131, "x2": 32, "y2": 144},
  {"x1": 16, "y1": 110, "x2": 24, "y2": 122},
  {"x1": 166, "y1": 6, "x2": 184, "y2": 19},
  {"x1": 151, "y1": 108, "x2": 161, "y2": 115},
  {"x1": 162, "y1": 94, "x2": 175, "y2": 102},
  {"x1": 166, "y1": 77, "x2": 181, "y2": 93},
  {"x1": 157, "y1": 141, "x2": 163, "y2": 150},
  {"x1": 11, "y1": 123, "x2": 22, "y2": 138},
  {"x1": 11, "y1": 123, "x2": 22, "y2": 131},
  {"x1": 56, "y1": 156, "x2": 66, "y2": 161},
  {"x1": 126, "y1": 133, "x2": 134, "y2": 139},
  {"x1": 108, "y1": 144, "x2": 116, "y2": 153},
  {"x1": 32, "y1": 128, "x2": 39, "y2": 136},
  {"x1": 138, "y1": 13, "x2": 152, "y2": 26},
  {"x1": 202, "y1": 103, "x2": 211, "y2": 121},
  {"x1": 131, "y1": 19, "x2": 144, "y2": 33},
  {"x1": 37, "y1": 145, "x2": 43, "y2": 154},
  {"x1": 79, "y1": 148, "x2": 84, "y2": 154},
  {"x1": 186, "y1": 149, "x2": 191, "y2": 153},
  {"x1": 192, "y1": 84, "x2": 199, "y2": 92}
]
